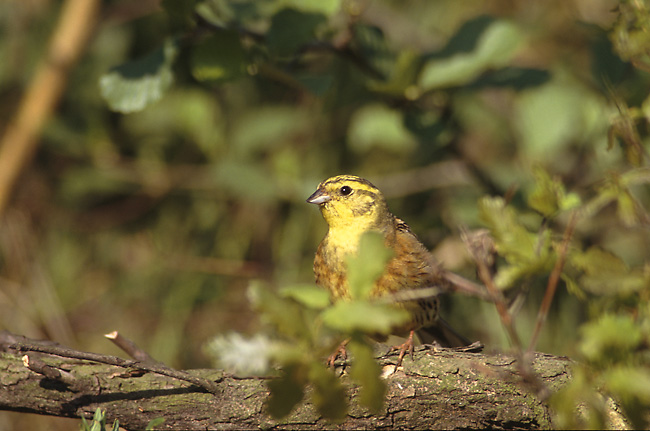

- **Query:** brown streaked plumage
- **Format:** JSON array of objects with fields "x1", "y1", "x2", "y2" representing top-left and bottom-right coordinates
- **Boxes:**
[{"x1": 307, "y1": 175, "x2": 470, "y2": 365}]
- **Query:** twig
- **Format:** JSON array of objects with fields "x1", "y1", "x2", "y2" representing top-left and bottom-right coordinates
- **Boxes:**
[
  {"x1": 9, "y1": 339, "x2": 222, "y2": 395},
  {"x1": 104, "y1": 331, "x2": 158, "y2": 363},
  {"x1": 462, "y1": 226, "x2": 523, "y2": 352},
  {"x1": 441, "y1": 271, "x2": 492, "y2": 301},
  {"x1": 22, "y1": 353, "x2": 81, "y2": 389},
  {"x1": 0, "y1": 0, "x2": 101, "y2": 216},
  {"x1": 527, "y1": 211, "x2": 578, "y2": 355},
  {"x1": 461, "y1": 228, "x2": 551, "y2": 399}
]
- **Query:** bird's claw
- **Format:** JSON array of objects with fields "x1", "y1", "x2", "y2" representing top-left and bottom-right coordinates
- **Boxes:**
[
  {"x1": 386, "y1": 331, "x2": 415, "y2": 370},
  {"x1": 327, "y1": 339, "x2": 349, "y2": 368}
]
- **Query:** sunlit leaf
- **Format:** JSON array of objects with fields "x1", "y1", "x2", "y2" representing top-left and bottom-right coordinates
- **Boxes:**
[
  {"x1": 145, "y1": 417, "x2": 165, "y2": 430},
  {"x1": 527, "y1": 166, "x2": 581, "y2": 217},
  {"x1": 478, "y1": 196, "x2": 554, "y2": 289},
  {"x1": 308, "y1": 363, "x2": 348, "y2": 420},
  {"x1": 278, "y1": 0, "x2": 341, "y2": 15},
  {"x1": 348, "y1": 339, "x2": 386, "y2": 413},
  {"x1": 514, "y1": 80, "x2": 608, "y2": 161},
  {"x1": 561, "y1": 274, "x2": 586, "y2": 300},
  {"x1": 280, "y1": 284, "x2": 331, "y2": 309},
  {"x1": 100, "y1": 38, "x2": 178, "y2": 113},
  {"x1": 603, "y1": 366, "x2": 650, "y2": 429},
  {"x1": 419, "y1": 18, "x2": 523, "y2": 90},
  {"x1": 348, "y1": 103, "x2": 417, "y2": 154},
  {"x1": 571, "y1": 247, "x2": 627, "y2": 276},
  {"x1": 616, "y1": 189, "x2": 649, "y2": 226},
  {"x1": 568, "y1": 247, "x2": 650, "y2": 295},
  {"x1": 247, "y1": 282, "x2": 312, "y2": 340},
  {"x1": 266, "y1": 363, "x2": 307, "y2": 418},
  {"x1": 194, "y1": 0, "x2": 235, "y2": 27},
  {"x1": 211, "y1": 160, "x2": 278, "y2": 202},
  {"x1": 321, "y1": 300, "x2": 409, "y2": 334},
  {"x1": 346, "y1": 231, "x2": 393, "y2": 299},
  {"x1": 231, "y1": 106, "x2": 311, "y2": 156},
  {"x1": 579, "y1": 314, "x2": 642, "y2": 364}
]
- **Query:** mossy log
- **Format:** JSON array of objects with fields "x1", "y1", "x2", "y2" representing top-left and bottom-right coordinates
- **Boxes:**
[{"x1": 0, "y1": 342, "x2": 573, "y2": 430}]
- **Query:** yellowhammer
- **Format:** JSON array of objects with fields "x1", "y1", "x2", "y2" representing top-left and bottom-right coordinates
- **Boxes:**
[{"x1": 307, "y1": 174, "x2": 472, "y2": 366}]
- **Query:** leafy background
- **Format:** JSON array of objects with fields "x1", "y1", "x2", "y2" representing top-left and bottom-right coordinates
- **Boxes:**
[{"x1": 1, "y1": 0, "x2": 650, "y2": 429}]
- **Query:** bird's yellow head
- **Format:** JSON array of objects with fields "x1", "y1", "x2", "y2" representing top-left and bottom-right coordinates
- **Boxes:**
[{"x1": 307, "y1": 175, "x2": 391, "y2": 232}]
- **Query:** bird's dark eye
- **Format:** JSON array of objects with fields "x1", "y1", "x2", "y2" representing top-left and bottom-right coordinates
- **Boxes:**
[{"x1": 340, "y1": 185, "x2": 352, "y2": 196}]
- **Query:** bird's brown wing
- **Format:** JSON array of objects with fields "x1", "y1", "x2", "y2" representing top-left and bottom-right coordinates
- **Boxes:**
[{"x1": 380, "y1": 217, "x2": 473, "y2": 347}]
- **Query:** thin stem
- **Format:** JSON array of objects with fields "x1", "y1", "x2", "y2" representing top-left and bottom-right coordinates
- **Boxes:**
[{"x1": 527, "y1": 211, "x2": 578, "y2": 355}]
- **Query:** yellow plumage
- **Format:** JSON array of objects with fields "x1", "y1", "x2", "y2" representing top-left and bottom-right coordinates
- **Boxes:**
[{"x1": 307, "y1": 175, "x2": 470, "y2": 363}]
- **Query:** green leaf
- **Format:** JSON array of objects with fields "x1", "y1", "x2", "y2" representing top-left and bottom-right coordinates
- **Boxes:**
[
  {"x1": 603, "y1": 366, "x2": 650, "y2": 429},
  {"x1": 321, "y1": 301, "x2": 409, "y2": 334},
  {"x1": 617, "y1": 189, "x2": 645, "y2": 226},
  {"x1": 191, "y1": 30, "x2": 247, "y2": 83},
  {"x1": 280, "y1": 284, "x2": 331, "y2": 309},
  {"x1": 100, "y1": 38, "x2": 178, "y2": 113},
  {"x1": 352, "y1": 24, "x2": 392, "y2": 79},
  {"x1": 419, "y1": 18, "x2": 523, "y2": 90},
  {"x1": 277, "y1": 0, "x2": 341, "y2": 15},
  {"x1": 514, "y1": 80, "x2": 608, "y2": 162},
  {"x1": 579, "y1": 314, "x2": 642, "y2": 364},
  {"x1": 194, "y1": 0, "x2": 235, "y2": 27},
  {"x1": 367, "y1": 50, "x2": 422, "y2": 96},
  {"x1": 247, "y1": 282, "x2": 312, "y2": 340},
  {"x1": 527, "y1": 166, "x2": 581, "y2": 217},
  {"x1": 478, "y1": 196, "x2": 554, "y2": 289},
  {"x1": 267, "y1": 8, "x2": 326, "y2": 57},
  {"x1": 266, "y1": 363, "x2": 307, "y2": 418},
  {"x1": 346, "y1": 231, "x2": 393, "y2": 300},
  {"x1": 569, "y1": 247, "x2": 648, "y2": 295},
  {"x1": 145, "y1": 417, "x2": 165, "y2": 430},
  {"x1": 572, "y1": 246, "x2": 628, "y2": 275},
  {"x1": 308, "y1": 363, "x2": 348, "y2": 420},
  {"x1": 211, "y1": 160, "x2": 278, "y2": 202},
  {"x1": 348, "y1": 339, "x2": 386, "y2": 413},
  {"x1": 561, "y1": 274, "x2": 586, "y2": 300},
  {"x1": 347, "y1": 103, "x2": 417, "y2": 154},
  {"x1": 231, "y1": 106, "x2": 311, "y2": 156}
]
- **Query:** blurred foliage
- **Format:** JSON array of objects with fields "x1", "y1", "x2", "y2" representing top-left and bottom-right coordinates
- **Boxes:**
[
  {"x1": 2, "y1": 0, "x2": 650, "y2": 428},
  {"x1": 79, "y1": 407, "x2": 163, "y2": 431},
  {"x1": 80, "y1": 408, "x2": 119, "y2": 431},
  {"x1": 207, "y1": 232, "x2": 406, "y2": 419}
]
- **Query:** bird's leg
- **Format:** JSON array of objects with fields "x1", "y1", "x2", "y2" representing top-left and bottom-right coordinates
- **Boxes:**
[
  {"x1": 387, "y1": 330, "x2": 415, "y2": 369},
  {"x1": 327, "y1": 339, "x2": 349, "y2": 368}
]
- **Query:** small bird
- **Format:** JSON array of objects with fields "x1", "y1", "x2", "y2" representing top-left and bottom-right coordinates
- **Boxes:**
[{"x1": 307, "y1": 174, "x2": 471, "y2": 366}]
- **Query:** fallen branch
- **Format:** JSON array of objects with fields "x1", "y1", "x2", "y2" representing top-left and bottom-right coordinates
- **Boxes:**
[{"x1": 0, "y1": 332, "x2": 577, "y2": 430}]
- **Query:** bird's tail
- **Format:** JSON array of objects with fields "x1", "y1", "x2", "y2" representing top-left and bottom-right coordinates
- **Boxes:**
[{"x1": 416, "y1": 317, "x2": 473, "y2": 348}]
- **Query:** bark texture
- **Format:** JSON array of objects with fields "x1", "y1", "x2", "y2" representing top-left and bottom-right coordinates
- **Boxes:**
[{"x1": 0, "y1": 346, "x2": 572, "y2": 430}]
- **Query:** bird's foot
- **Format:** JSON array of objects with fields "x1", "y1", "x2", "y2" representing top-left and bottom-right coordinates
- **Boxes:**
[
  {"x1": 327, "y1": 339, "x2": 349, "y2": 368},
  {"x1": 386, "y1": 331, "x2": 415, "y2": 370}
]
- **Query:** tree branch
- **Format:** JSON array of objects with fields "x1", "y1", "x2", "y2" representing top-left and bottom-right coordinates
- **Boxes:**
[{"x1": 0, "y1": 332, "x2": 578, "y2": 430}]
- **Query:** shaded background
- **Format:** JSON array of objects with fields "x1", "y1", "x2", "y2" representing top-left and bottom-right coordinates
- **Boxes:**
[{"x1": 1, "y1": 0, "x2": 649, "y2": 429}]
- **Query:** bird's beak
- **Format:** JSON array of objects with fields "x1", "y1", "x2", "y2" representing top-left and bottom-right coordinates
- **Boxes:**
[{"x1": 306, "y1": 188, "x2": 331, "y2": 205}]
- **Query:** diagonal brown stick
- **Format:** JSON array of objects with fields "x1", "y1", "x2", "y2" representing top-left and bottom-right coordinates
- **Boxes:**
[
  {"x1": 0, "y1": 0, "x2": 101, "y2": 215},
  {"x1": 461, "y1": 226, "x2": 523, "y2": 352},
  {"x1": 8, "y1": 339, "x2": 222, "y2": 394},
  {"x1": 527, "y1": 211, "x2": 578, "y2": 355}
]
